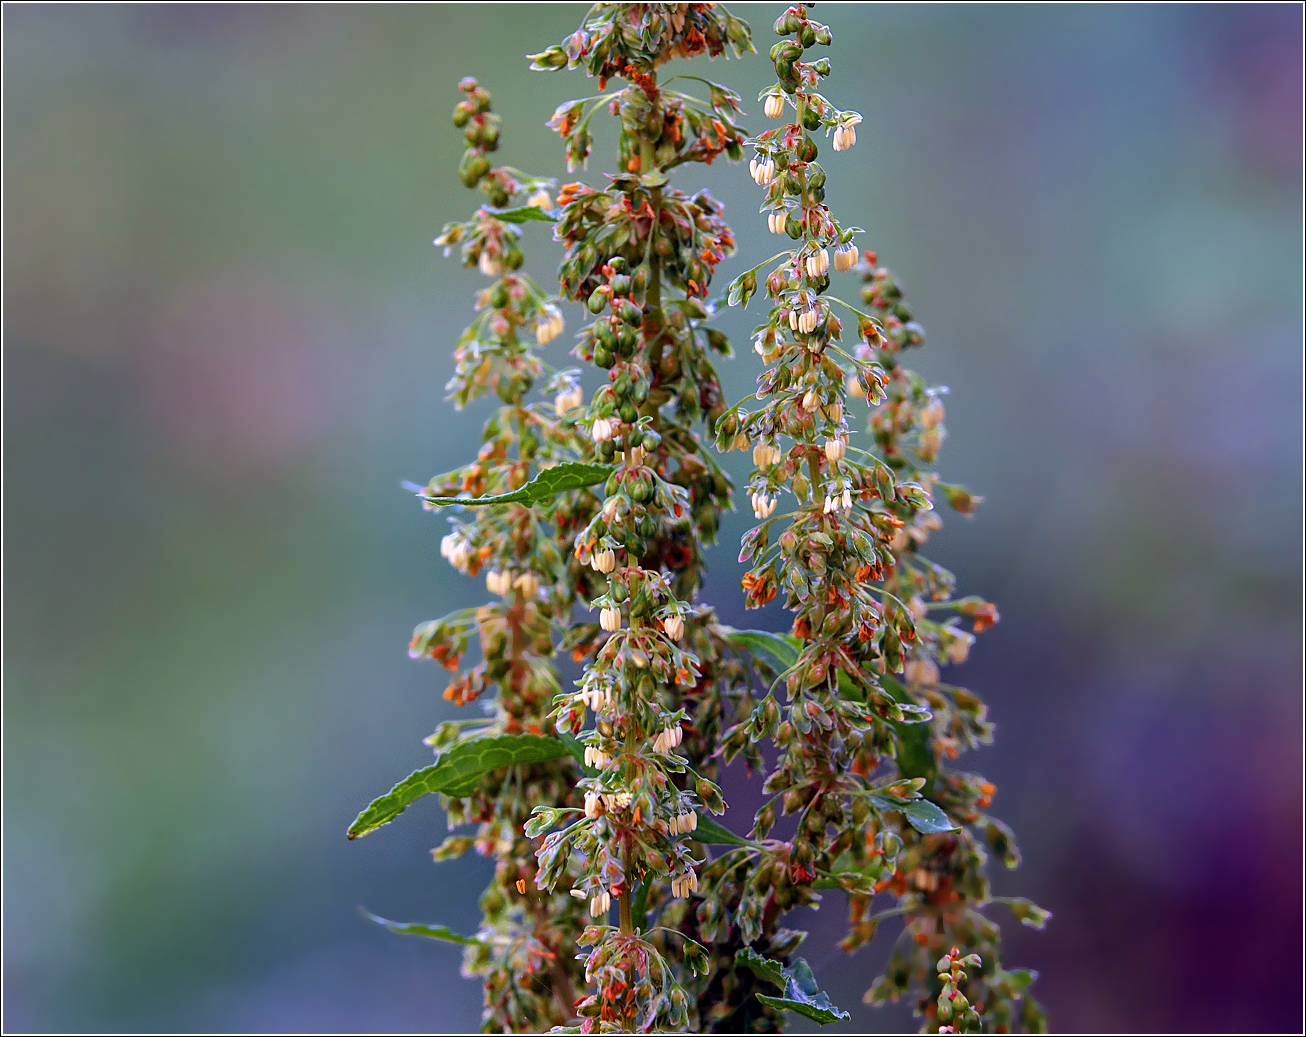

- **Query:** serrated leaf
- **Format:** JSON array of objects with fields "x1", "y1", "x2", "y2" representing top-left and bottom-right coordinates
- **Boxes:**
[
  {"x1": 689, "y1": 813, "x2": 757, "y2": 847},
  {"x1": 348, "y1": 734, "x2": 569, "y2": 838},
  {"x1": 721, "y1": 627, "x2": 798, "y2": 671},
  {"x1": 419, "y1": 462, "x2": 613, "y2": 509},
  {"x1": 483, "y1": 205, "x2": 558, "y2": 223},
  {"x1": 753, "y1": 956, "x2": 851, "y2": 1025},
  {"x1": 735, "y1": 946, "x2": 786, "y2": 988},
  {"x1": 362, "y1": 911, "x2": 485, "y2": 946}
]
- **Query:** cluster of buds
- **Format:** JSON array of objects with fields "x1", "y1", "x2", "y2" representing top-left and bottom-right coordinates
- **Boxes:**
[
  {"x1": 716, "y1": 5, "x2": 1047, "y2": 1032},
  {"x1": 401, "y1": 78, "x2": 601, "y2": 1030},
  {"x1": 522, "y1": 6, "x2": 773, "y2": 1032}
]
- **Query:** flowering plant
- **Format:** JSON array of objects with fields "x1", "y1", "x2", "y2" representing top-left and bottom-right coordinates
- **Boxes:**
[{"x1": 351, "y1": 4, "x2": 1046, "y2": 1033}]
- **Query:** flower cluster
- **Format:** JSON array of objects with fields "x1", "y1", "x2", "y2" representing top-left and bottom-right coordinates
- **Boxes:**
[
  {"x1": 357, "y1": 6, "x2": 1046, "y2": 1034},
  {"x1": 711, "y1": 4, "x2": 1048, "y2": 1032},
  {"x1": 404, "y1": 77, "x2": 601, "y2": 1031},
  {"x1": 521, "y1": 7, "x2": 795, "y2": 1030}
]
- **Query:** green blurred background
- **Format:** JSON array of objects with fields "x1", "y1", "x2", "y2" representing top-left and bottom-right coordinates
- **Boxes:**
[{"x1": 3, "y1": 3, "x2": 1301, "y2": 1032}]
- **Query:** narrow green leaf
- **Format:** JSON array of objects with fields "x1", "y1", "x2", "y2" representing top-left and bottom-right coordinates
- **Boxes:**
[
  {"x1": 721, "y1": 626, "x2": 799, "y2": 671},
  {"x1": 753, "y1": 956, "x2": 851, "y2": 1025},
  {"x1": 632, "y1": 881, "x2": 650, "y2": 931},
  {"x1": 419, "y1": 462, "x2": 613, "y2": 508},
  {"x1": 363, "y1": 911, "x2": 486, "y2": 946},
  {"x1": 348, "y1": 734, "x2": 570, "y2": 838},
  {"x1": 689, "y1": 813, "x2": 758, "y2": 847},
  {"x1": 483, "y1": 205, "x2": 558, "y2": 223}
]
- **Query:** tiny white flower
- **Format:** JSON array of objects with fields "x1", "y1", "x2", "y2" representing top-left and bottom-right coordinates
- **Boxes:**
[
  {"x1": 479, "y1": 251, "x2": 502, "y2": 277},
  {"x1": 805, "y1": 248, "x2": 829, "y2": 277},
  {"x1": 824, "y1": 435, "x2": 847, "y2": 462},
  {"x1": 664, "y1": 615, "x2": 685, "y2": 641},
  {"x1": 527, "y1": 188, "x2": 553, "y2": 210},
  {"x1": 599, "y1": 607, "x2": 621, "y2": 633},
  {"x1": 536, "y1": 304, "x2": 564, "y2": 345},
  {"x1": 764, "y1": 94, "x2": 785, "y2": 119},
  {"x1": 554, "y1": 386, "x2": 582, "y2": 417},
  {"x1": 834, "y1": 242, "x2": 858, "y2": 272},
  {"x1": 590, "y1": 417, "x2": 614, "y2": 442},
  {"x1": 947, "y1": 632, "x2": 974, "y2": 664}
]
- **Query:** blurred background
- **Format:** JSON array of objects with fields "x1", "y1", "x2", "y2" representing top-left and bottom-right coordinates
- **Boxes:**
[{"x1": 3, "y1": 3, "x2": 1301, "y2": 1033}]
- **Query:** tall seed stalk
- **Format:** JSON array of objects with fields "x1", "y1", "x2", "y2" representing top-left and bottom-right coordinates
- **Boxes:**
[{"x1": 351, "y1": 5, "x2": 1047, "y2": 1034}]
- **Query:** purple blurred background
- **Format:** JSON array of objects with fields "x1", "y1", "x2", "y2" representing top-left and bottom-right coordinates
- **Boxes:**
[{"x1": 4, "y1": 4, "x2": 1301, "y2": 1033}]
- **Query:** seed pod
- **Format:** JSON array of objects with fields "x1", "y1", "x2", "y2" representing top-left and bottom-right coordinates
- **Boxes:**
[
  {"x1": 617, "y1": 299, "x2": 644, "y2": 327},
  {"x1": 587, "y1": 287, "x2": 609, "y2": 314}
]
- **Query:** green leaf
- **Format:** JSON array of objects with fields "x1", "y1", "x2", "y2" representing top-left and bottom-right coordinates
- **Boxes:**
[
  {"x1": 1000, "y1": 897, "x2": 1052, "y2": 931},
  {"x1": 556, "y1": 729, "x2": 599, "y2": 777},
  {"x1": 632, "y1": 881, "x2": 650, "y2": 931},
  {"x1": 735, "y1": 946, "x2": 786, "y2": 988},
  {"x1": 721, "y1": 627, "x2": 799, "y2": 671},
  {"x1": 483, "y1": 205, "x2": 558, "y2": 223},
  {"x1": 348, "y1": 734, "x2": 570, "y2": 838},
  {"x1": 879, "y1": 673, "x2": 938, "y2": 788},
  {"x1": 363, "y1": 911, "x2": 485, "y2": 946},
  {"x1": 895, "y1": 798, "x2": 959, "y2": 834},
  {"x1": 690, "y1": 813, "x2": 757, "y2": 848},
  {"x1": 746, "y1": 954, "x2": 851, "y2": 1025},
  {"x1": 419, "y1": 462, "x2": 613, "y2": 508}
]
